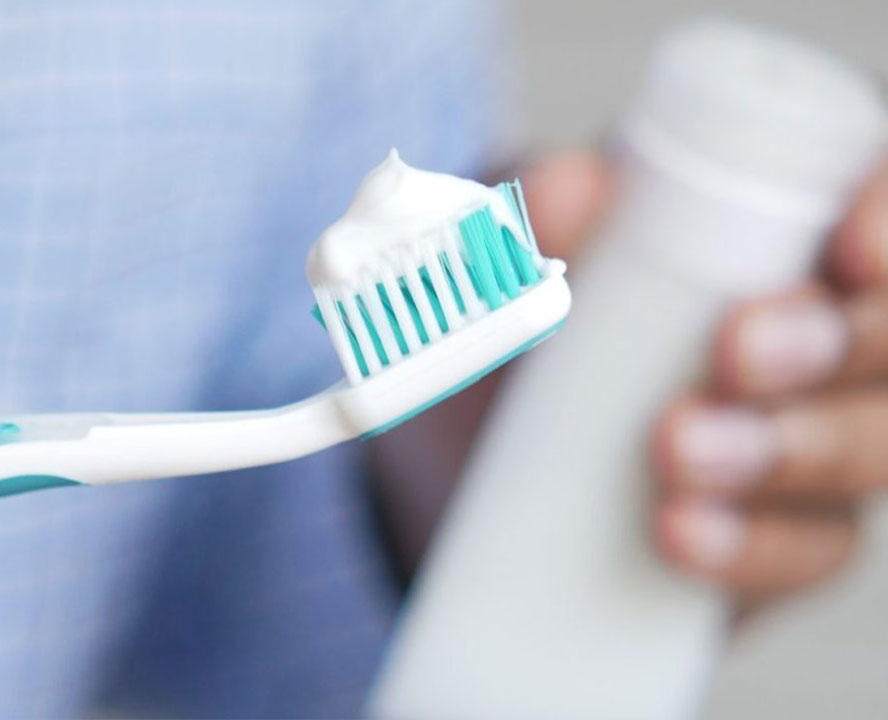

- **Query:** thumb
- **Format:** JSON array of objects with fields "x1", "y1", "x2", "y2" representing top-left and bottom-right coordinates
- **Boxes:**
[{"x1": 520, "y1": 151, "x2": 613, "y2": 261}]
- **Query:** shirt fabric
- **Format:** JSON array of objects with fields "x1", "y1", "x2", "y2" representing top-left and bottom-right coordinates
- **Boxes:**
[{"x1": 0, "y1": 2, "x2": 499, "y2": 716}]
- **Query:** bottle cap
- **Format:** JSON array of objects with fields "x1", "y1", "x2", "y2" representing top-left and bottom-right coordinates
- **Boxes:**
[{"x1": 620, "y1": 17, "x2": 888, "y2": 292}]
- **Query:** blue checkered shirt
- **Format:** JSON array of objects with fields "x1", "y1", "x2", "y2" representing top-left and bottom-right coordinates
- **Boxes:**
[{"x1": 0, "y1": 2, "x2": 499, "y2": 716}]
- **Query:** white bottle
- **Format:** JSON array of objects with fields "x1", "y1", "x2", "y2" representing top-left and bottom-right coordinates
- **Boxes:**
[{"x1": 370, "y1": 18, "x2": 888, "y2": 720}]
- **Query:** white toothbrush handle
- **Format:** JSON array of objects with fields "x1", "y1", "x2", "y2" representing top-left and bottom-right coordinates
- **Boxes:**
[{"x1": 0, "y1": 389, "x2": 353, "y2": 493}]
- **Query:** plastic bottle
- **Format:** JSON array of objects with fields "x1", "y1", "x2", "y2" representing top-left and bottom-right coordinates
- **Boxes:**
[{"x1": 370, "y1": 18, "x2": 887, "y2": 720}]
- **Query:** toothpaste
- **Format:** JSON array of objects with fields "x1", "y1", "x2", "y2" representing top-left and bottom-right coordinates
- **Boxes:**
[{"x1": 307, "y1": 149, "x2": 524, "y2": 288}]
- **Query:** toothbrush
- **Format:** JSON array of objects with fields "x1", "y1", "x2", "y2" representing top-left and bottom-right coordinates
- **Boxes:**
[{"x1": 0, "y1": 150, "x2": 570, "y2": 497}]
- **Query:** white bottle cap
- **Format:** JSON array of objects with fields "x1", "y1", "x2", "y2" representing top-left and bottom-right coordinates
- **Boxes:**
[{"x1": 620, "y1": 17, "x2": 888, "y2": 293}]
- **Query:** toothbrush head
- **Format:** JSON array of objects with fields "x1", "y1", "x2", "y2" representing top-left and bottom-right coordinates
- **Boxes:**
[{"x1": 308, "y1": 155, "x2": 571, "y2": 437}]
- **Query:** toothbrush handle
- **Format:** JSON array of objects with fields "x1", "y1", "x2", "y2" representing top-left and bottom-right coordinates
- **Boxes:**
[{"x1": 0, "y1": 390, "x2": 353, "y2": 495}]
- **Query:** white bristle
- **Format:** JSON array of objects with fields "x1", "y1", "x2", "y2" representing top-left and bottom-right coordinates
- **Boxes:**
[
  {"x1": 341, "y1": 292, "x2": 382, "y2": 376},
  {"x1": 401, "y1": 251, "x2": 443, "y2": 343},
  {"x1": 361, "y1": 276, "x2": 403, "y2": 365},
  {"x1": 422, "y1": 239, "x2": 463, "y2": 332},
  {"x1": 315, "y1": 287, "x2": 363, "y2": 385},
  {"x1": 443, "y1": 225, "x2": 485, "y2": 320},
  {"x1": 380, "y1": 263, "x2": 423, "y2": 354}
]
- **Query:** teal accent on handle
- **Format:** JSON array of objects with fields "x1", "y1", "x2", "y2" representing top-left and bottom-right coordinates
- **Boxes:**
[
  {"x1": 361, "y1": 318, "x2": 566, "y2": 439},
  {"x1": 0, "y1": 423, "x2": 20, "y2": 442},
  {"x1": 0, "y1": 475, "x2": 81, "y2": 497}
]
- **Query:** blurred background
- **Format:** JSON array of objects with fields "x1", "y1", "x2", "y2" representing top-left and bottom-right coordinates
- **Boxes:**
[
  {"x1": 2, "y1": 2, "x2": 887, "y2": 718},
  {"x1": 509, "y1": 2, "x2": 888, "y2": 718},
  {"x1": 510, "y1": 0, "x2": 888, "y2": 145}
]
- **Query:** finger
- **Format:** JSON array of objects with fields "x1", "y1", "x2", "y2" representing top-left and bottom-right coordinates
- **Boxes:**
[
  {"x1": 713, "y1": 285, "x2": 888, "y2": 398},
  {"x1": 521, "y1": 151, "x2": 612, "y2": 261},
  {"x1": 653, "y1": 398, "x2": 779, "y2": 497},
  {"x1": 655, "y1": 389, "x2": 888, "y2": 501},
  {"x1": 655, "y1": 498, "x2": 857, "y2": 600},
  {"x1": 840, "y1": 286, "x2": 888, "y2": 382},
  {"x1": 828, "y1": 160, "x2": 888, "y2": 290}
]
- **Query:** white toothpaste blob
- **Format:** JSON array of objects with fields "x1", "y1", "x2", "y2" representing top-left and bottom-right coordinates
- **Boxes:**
[{"x1": 307, "y1": 149, "x2": 527, "y2": 288}]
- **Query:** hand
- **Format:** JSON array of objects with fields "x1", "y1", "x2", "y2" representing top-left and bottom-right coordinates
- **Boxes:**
[
  {"x1": 653, "y1": 160, "x2": 888, "y2": 609},
  {"x1": 372, "y1": 147, "x2": 886, "y2": 614}
]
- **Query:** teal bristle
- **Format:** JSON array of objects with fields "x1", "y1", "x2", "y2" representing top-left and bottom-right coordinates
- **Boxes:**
[{"x1": 314, "y1": 179, "x2": 544, "y2": 378}]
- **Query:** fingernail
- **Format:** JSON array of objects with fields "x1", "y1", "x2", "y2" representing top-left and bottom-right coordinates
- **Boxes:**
[
  {"x1": 673, "y1": 408, "x2": 777, "y2": 487},
  {"x1": 665, "y1": 502, "x2": 745, "y2": 569},
  {"x1": 737, "y1": 303, "x2": 847, "y2": 391}
]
